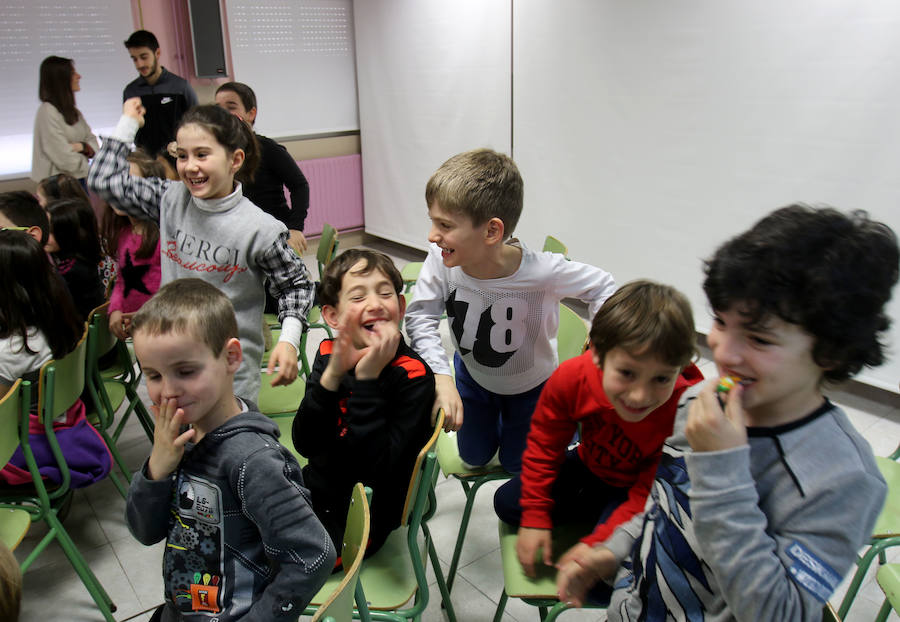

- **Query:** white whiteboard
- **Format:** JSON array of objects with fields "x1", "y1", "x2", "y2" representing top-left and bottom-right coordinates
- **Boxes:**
[
  {"x1": 512, "y1": 0, "x2": 900, "y2": 392},
  {"x1": 354, "y1": 0, "x2": 512, "y2": 249},
  {"x1": 225, "y1": 0, "x2": 359, "y2": 137}
]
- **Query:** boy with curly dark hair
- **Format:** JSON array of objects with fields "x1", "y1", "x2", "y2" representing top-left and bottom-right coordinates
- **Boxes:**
[{"x1": 556, "y1": 205, "x2": 898, "y2": 621}]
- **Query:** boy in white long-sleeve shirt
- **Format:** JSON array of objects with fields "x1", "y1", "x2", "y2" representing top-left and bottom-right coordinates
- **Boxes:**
[{"x1": 404, "y1": 148, "x2": 616, "y2": 473}]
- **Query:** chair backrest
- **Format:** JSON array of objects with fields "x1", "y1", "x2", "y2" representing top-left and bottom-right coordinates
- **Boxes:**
[
  {"x1": 542, "y1": 235, "x2": 569, "y2": 258},
  {"x1": 400, "y1": 410, "x2": 444, "y2": 526},
  {"x1": 316, "y1": 223, "x2": 340, "y2": 279},
  {"x1": 311, "y1": 483, "x2": 371, "y2": 622},
  {"x1": 0, "y1": 379, "x2": 24, "y2": 468},
  {"x1": 38, "y1": 326, "x2": 88, "y2": 421},
  {"x1": 557, "y1": 304, "x2": 589, "y2": 363},
  {"x1": 87, "y1": 302, "x2": 116, "y2": 361}
]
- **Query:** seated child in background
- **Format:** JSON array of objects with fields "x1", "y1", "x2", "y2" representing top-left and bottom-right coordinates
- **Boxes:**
[
  {"x1": 45, "y1": 198, "x2": 105, "y2": 322},
  {"x1": 100, "y1": 150, "x2": 164, "y2": 340},
  {"x1": 0, "y1": 229, "x2": 82, "y2": 399},
  {"x1": 557, "y1": 205, "x2": 898, "y2": 621},
  {"x1": 37, "y1": 172, "x2": 117, "y2": 290},
  {"x1": 494, "y1": 280, "x2": 703, "y2": 581},
  {"x1": 127, "y1": 278, "x2": 334, "y2": 621},
  {"x1": 0, "y1": 231, "x2": 109, "y2": 491},
  {"x1": 293, "y1": 249, "x2": 434, "y2": 556},
  {"x1": 35, "y1": 171, "x2": 90, "y2": 208},
  {"x1": 404, "y1": 148, "x2": 616, "y2": 473},
  {"x1": 89, "y1": 99, "x2": 314, "y2": 402},
  {"x1": 0, "y1": 191, "x2": 50, "y2": 246}
]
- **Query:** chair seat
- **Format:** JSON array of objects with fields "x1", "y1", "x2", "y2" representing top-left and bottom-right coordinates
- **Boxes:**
[
  {"x1": 436, "y1": 430, "x2": 508, "y2": 479},
  {"x1": 0, "y1": 507, "x2": 31, "y2": 550},
  {"x1": 101, "y1": 380, "x2": 126, "y2": 412},
  {"x1": 401, "y1": 261, "x2": 423, "y2": 283},
  {"x1": 874, "y1": 457, "x2": 900, "y2": 537},
  {"x1": 264, "y1": 312, "x2": 280, "y2": 328},
  {"x1": 498, "y1": 520, "x2": 587, "y2": 599},
  {"x1": 311, "y1": 526, "x2": 418, "y2": 611},
  {"x1": 261, "y1": 329, "x2": 282, "y2": 368},
  {"x1": 879, "y1": 564, "x2": 900, "y2": 613},
  {"x1": 257, "y1": 375, "x2": 306, "y2": 417},
  {"x1": 99, "y1": 362, "x2": 129, "y2": 381}
]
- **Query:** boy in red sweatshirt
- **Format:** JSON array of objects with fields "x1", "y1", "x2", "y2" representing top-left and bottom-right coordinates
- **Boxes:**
[{"x1": 494, "y1": 280, "x2": 703, "y2": 579}]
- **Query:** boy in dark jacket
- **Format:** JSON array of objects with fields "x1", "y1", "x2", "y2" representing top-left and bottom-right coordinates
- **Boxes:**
[{"x1": 293, "y1": 249, "x2": 435, "y2": 556}]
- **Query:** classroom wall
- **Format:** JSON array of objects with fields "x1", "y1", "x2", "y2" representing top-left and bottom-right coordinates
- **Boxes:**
[{"x1": 356, "y1": 0, "x2": 900, "y2": 393}]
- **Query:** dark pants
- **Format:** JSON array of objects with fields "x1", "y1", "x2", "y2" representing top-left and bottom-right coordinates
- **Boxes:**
[
  {"x1": 494, "y1": 447, "x2": 628, "y2": 530},
  {"x1": 454, "y1": 353, "x2": 546, "y2": 474}
]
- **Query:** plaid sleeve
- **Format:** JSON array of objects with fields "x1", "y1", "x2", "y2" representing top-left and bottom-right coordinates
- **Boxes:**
[
  {"x1": 87, "y1": 136, "x2": 170, "y2": 223},
  {"x1": 258, "y1": 230, "x2": 314, "y2": 327}
]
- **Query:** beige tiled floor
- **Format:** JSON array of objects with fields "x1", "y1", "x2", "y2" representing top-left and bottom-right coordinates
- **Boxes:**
[{"x1": 13, "y1": 234, "x2": 900, "y2": 621}]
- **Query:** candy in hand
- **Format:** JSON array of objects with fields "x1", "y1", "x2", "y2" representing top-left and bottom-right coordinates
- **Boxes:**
[{"x1": 716, "y1": 375, "x2": 741, "y2": 393}]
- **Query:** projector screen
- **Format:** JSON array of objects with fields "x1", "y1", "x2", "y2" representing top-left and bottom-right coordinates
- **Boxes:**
[
  {"x1": 354, "y1": 0, "x2": 512, "y2": 249},
  {"x1": 511, "y1": 0, "x2": 900, "y2": 392}
]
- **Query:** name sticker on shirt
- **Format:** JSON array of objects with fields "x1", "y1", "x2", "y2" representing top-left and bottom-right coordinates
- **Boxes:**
[{"x1": 786, "y1": 540, "x2": 840, "y2": 603}]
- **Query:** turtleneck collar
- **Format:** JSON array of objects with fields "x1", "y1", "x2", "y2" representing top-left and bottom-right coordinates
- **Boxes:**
[{"x1": 190, "y1": 182, "x2": 244, "y2": 213}]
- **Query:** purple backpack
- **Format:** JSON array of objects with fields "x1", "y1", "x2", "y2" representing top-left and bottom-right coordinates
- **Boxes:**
[{"x1": 0, "y1": 398, "x2": 113, "y2": 488}]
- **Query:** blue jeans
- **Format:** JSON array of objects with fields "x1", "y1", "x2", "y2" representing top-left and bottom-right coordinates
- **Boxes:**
[{"x1": 454, "y1": 352, "x2": 545, "y2": 474}]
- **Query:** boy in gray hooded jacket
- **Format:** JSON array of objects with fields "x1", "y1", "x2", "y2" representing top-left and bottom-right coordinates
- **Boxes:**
[{"x1": 126, "y1": 278, "x2": 334, "y2": 622}]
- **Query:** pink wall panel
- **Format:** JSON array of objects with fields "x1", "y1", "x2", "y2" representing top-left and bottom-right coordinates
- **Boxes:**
[{"x1": 293, "y1": 155, "x2": 365, "y2": 237}]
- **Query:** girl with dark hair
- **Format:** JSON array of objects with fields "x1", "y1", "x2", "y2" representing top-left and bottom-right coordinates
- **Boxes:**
[
  {"x1": 36, "y1": 171, "x2": 117, "y2": 291},
  {"x1": 88, "y1": 99, "x2": 315, "y2": 402},
  {"x1": 0, "y1": 229, "x2": 82, "y2": 398},
  {"x1": 45, "y1": 198, "x2": 105, "y2": 322},
  {"x1": 0, "y1": 229, "x2": 112, "y2": 491},
  {"x1": 100, "y1": 150, "x2": 164, "y2": 340},
  {"x1": 31, "y1": 56, "x2": 99, "y2": 183},
  {"x1": 36, "y1": 172, "x2": 90, "y2": 208}
]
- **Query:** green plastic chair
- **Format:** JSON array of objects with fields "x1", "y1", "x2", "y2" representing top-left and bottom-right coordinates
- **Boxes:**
[
  {"x1": 438, "y1": 303, "x2": 588, "y2": 593},
  {"x1": 317, "y1": 222, "x2": 340, "y2": 281},
  {"x1": 0, "y1": 342, "x2": 118, "y2": 621},
  {"x1": 557, "y1": 304, "x2": 589, "y2": 363},
  {"x1": 0, "y1": 380, "x2": 32, "y2": 554},
  {"x1": 875, "y1": 563, "x2": 900, "y2": 622},
  {"x1": 258, "y1": 370, "x2": 307, "y2": 417},
  {"x1": 85, "y1": 303, "x2": 160, "y2": 499},
  {"x1": 310, "y1": 483, "x2": 371, "y2": 622},
  {"x1": 492, "y1": 520, "x2": 604, "y2": 622},
  {"x1": 542, "y1": 235, "x2": 569, "y2": 259},
  {"x1": 87, "y1": 303, "x2": 154, "y2": 443},
  {"x1": 305, "y1": 412, "x2": 456, "y2": 621},
  {"x1": 436, "y1": 429, "x2": 511, "y2": 594},
  {"x1": 838, "y1": 444, "x2": 900, "y2": 618},
  {"x1": 401, "y1": 261, "x2": 423, "y2": 293}
]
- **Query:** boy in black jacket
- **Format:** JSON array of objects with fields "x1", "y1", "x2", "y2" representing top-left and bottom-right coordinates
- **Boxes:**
[{"x1": 293, "y1": 249, "x2": 435, "y2": 556}]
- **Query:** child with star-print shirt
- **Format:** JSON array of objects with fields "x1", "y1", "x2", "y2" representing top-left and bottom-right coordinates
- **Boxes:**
[{"x1": 100, "y1": 150, "x2": 164, "y2": 340}]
